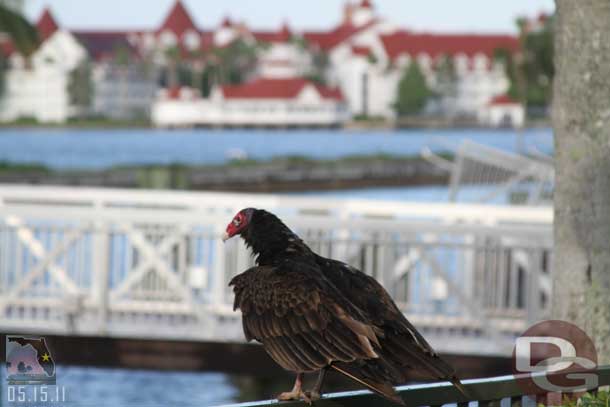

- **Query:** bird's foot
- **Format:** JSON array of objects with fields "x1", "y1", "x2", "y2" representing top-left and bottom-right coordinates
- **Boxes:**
[
  {"x1": 277, "y1": 390, "x2": 312, "y2": 404},
  {"x1": 304, "y1": 390, "x2": 321, "y2": 402}
]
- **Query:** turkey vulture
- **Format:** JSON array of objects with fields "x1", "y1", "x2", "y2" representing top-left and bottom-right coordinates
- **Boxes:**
[{"x1": 224, "y1": 208, "x2": 466, "y2": 405}]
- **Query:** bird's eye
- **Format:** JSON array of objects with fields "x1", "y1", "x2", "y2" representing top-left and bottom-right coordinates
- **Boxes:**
[{"x1": 233, "y1": 218, "x2": 241, "y2": 227}]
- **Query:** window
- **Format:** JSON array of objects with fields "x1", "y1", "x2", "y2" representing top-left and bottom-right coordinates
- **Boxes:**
[
  {"x1": 183, "y1": 30, "x2": 200, "y2": 50},
  {"x1": 160, "y1": 31, "x2": 177, "y2": 48}
]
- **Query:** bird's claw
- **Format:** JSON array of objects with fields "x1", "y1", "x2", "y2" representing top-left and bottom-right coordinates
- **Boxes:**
[
  {"x1": 304, "y1": 390, "x2": 321, "y2": 402},
  {"x1": 277, "y1": 390, "x2": 313, "y2": 405}
]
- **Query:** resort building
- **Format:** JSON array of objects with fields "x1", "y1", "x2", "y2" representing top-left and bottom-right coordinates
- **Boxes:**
[
  {"x1": 303, "y1": 1, "x2": 520, "y2": 120},
  {"x1": 151, "y1": 78, "x2": 348, "y2": 127},
  {"x1": 0, "y1": 11, "x2": 87, "y2": 122},
  {"x1": 0, "y1": 8, "x2": 157, "y2": 122},
  {"x1": 478, "y1": 95, "x2": 525, "y2": 128},
  {"x1": 0, "y1": 0, "x2": 526, "y2": 126}
]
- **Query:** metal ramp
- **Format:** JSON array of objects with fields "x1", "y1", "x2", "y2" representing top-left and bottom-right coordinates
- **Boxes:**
[{"x1": 422, "y1": 140, "x2": 554, "y2": 205}]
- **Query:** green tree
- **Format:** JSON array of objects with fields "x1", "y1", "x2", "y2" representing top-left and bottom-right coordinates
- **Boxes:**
[
  {"x1": 68, "y1": 61, "x2": 93, "y2": 109},
  {"x1": 0, "y1": 4, "x2": 39, "y2": 56},
  {"x1": 163, "y1": 46, "x2": 181, "y2": 88},
  {"x1": 113, "y1": 45, "x2": 131, "y2": 66},
  {"x1": 199, "y1": 39, "x2": 261, "y2": 94},
  {"x1": 199, "y1": 64, "x2": 216, "y2": 97},
  {"x1": 306, "y1": 49, "x2": 329, "y2": 85},
  {"x1": 434, "y1": 54, "x2": 457, "y2": 100},
  {"x1": 214, "y1": 39, "x2": 259, "y2": 84},
  {"x1": 0, "y1": 4, "x2": 40, "y2": 97},
  {"x1": 494, "y1": 48, "x2": 521, "y2": 100},
  {"x1": 394, "y1": 62, "x2": 432, "y2": 116},
  {"x1": 0, "y1": 55, "x2": 7, "y2": 96},
  {"x1": 518, "y1": 15, "x2": 555, "y2": 108}
]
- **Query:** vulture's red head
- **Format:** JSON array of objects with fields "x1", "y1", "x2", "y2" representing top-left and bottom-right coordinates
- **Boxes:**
[{"x1": 222, "y1": 208, "x2": 256, "y2": 242}]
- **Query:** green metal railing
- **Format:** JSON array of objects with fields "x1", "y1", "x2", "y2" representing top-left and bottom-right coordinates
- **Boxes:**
[{"x1": 219, "y1": 365, "x2": 610, "y2": 407}]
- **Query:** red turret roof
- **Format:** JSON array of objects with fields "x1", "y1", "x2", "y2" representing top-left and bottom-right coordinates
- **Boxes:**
[
  {"x1": 220, "y1": 78, "x2": 343, "y2": 101},
  {"x1": 221, "y1": 16, "x2": 233, "y2": 28},
  {"x1": 360, "y1": 0, "x2": 373, "y2": 9},
  {"x1": 380, "y1": 30, "x2": 519, "y2": 61},
  {"x1": 37, "y1": 7, "x2": 59, "y2": 41},
  {"x1": 280, "y1": 22, "x2": 292, "y2": 37},
  {"x1": 304, "y1": 19, "x2": 377, "y2": 51},
  {"x1": 489, "y1": 95, "x2": 520, "y2": 106},
  {"x1": 158, "y1": 0, "x2": 198, "y2": 36}
]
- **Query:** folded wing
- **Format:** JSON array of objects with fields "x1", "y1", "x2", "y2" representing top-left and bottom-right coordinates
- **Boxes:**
[
  {"x1": 317, "y1": 258, "x2": 466, "y2": 395},
  {"x1": 230, "y1": 265, "x2": 380, "y2": 373}
]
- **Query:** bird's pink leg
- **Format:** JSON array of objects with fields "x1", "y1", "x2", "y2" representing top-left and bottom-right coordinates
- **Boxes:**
[{"x1": 277, "y1": 373, "x2": 311, "y2": 404}]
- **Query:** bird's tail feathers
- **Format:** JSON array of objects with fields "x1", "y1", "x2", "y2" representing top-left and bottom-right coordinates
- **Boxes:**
[{"x1": 331, "y1": 364, "x2": 405, "y2": 406}]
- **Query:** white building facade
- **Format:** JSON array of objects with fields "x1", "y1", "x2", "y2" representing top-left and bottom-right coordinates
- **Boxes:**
[
  {"x1": 0, "y1": 30, "x2": 87, "y2": 122},
  {"x1": 152, "y1": 78, "x2": 348, "y2": 128},
  {"x1": 1, "y1": 0, "x2": 525, "y2": 125},
  {"x1": 303, "y1": 1, "x2": 522, "y2": 121},
  {"x1": 89, "y1": 63, "x2": 157, "y2": 120},
  {"x1": 478, "y1": 95, "x2": 525, "y2": 128}
]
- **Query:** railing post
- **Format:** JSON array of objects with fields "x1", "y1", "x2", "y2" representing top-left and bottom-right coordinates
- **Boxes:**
[
  {"x1": 212, "y1": 224, "x2": 226, "y2": 306},
  {"x1": 91, "y1": 221, "x2": 110, "y2": 334},
  {"x1": 526, "y1": 248, "x2": 541, "y2": 324}
]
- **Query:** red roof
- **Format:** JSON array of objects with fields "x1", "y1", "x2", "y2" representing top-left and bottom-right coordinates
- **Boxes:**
[
  {"x1": 351, "y1": 45, "x2": 371, "y2": 57},
  {"x1": 252, "y1": 23, "x2": 292, "y2": 43},
  {"x1": 73, "y1": 31, "x2": 138, "y2": 61},
  {"x1": 37, "y1": 7, "x2": 59, "y2": 41},
  {"x1": 220, "y1": 78, "x2": 343, "y2": 101},
  {"x1": 221, "y1": 16, "x2": 233, "y2": 28},
  {"x1": 304, "y1": 20, "x2": 377, "y2": 51},
  {"x1": 167, "y1": 86, "x2": 181, "y2": 99},
  {"x1": 164, "y1": 86, "x2": 200, "y2": 100},
  {"x1": 360, "y1": 0, "x2": 373, "y2": 9},
  {"x1": 381, "y1": 30, "x2": 519, "y2": 62},
  {"x1": 489, "y1": 95, "x2": 520, "y2": 106},
  {"x1": 158, "y1": 0, "x2": 198, "y2": 36},
  {"x1": 0, "y1": 40, "x2": 15, "y2": 57},
  {"x1": 314, "y1": 84, "x2": 344, "y2": 101}
]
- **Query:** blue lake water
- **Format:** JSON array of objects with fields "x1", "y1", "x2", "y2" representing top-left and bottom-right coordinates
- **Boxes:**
[
  {"x1": 295, "y1": 184, "x2": 507, "y2": 203},
  {"x1": 0, "y1": 127, "x2": 552, "y2": 170},
  {"x1": 1, "y1": 366, "x2": 238, "y2": 407}
]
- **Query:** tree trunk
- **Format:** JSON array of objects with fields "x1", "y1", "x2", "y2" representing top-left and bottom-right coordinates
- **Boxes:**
[{"x1": 553, "y1": 0, "x2": 610, "y2": 364}]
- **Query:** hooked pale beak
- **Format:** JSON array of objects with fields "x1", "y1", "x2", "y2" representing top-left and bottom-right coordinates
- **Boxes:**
[{"x1": 221, "y1": 232, "x2": 230, "y2": 242}]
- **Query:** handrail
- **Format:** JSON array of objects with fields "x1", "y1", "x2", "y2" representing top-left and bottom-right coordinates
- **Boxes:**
[
  {"x1": 0, "y1": 184, "x2": 552, "y2": 224},
  {"x1": 217, "y1": 365, "x2": 610, "y2": 407}
]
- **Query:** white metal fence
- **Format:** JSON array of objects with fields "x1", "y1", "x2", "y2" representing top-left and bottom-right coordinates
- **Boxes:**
[{"x1": 0, "y1": 185, "x2": 553, "y2": 356}]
